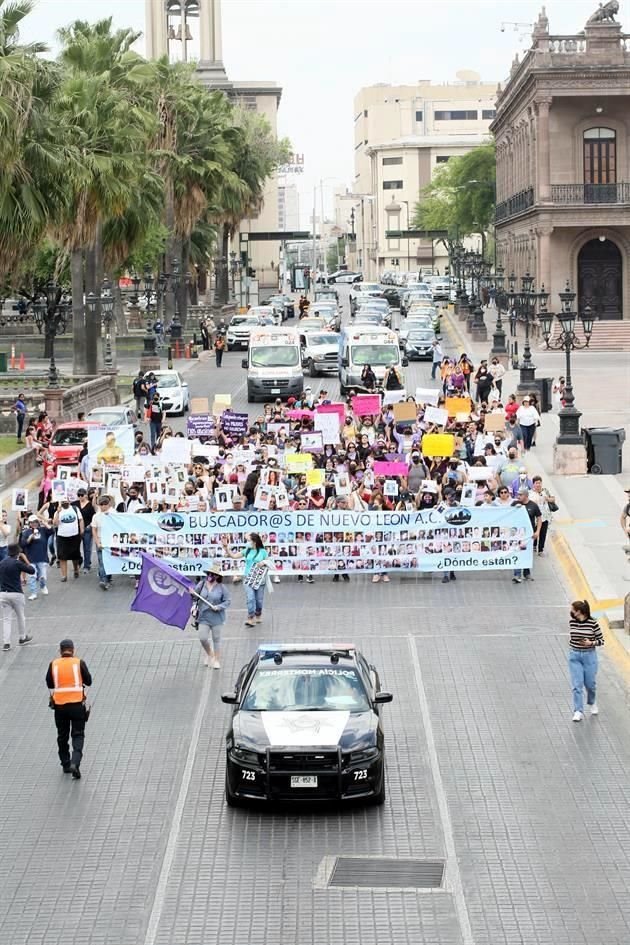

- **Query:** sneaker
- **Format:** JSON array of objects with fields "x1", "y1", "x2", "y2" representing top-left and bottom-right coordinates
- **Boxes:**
[
  {"x1": 297, "y1": 575, "x2": 304, "y2": 583},
  {"x1": 70, "y1": 765, "x2": 81, "y2": 780},
  {"x1": 244, "y1": 619, "x2": 255, "y2": 627},
  {"x1": 99, "y1": 582, "x2": 109, "y2": 591},
  {"x1": 372, "y1": 574, "x2": 381, "y2": 583},
  {"x1": 62, "y1": 763, "x2": 72, "y2": 774},
  {"x1": 306, "y1": 575, "x2": 314, "y2": 584},
  {"x1": 572, "y1": 711, "x2": 584, "y2": 722},
  {"x1": 203, "y1": 654, "x2": 210, "y2": 667},
  {"x1": 73, "y1": 571, "x2": 80, "y2": 579},
  {"x1": 273, "y1": 575, "x2": 280, "y2": 584},
  {"x1": 451, "y1": 573, "x2": 457, "y2": 581},
  {"x1": 28, "y1": 593, "x2": 37, "y2": 601},
  {"x1": 41, "y1": 587, "x2": 48, "y2": 596},
  {"x1": 332, "y1": 575, "x2": 339, "y2": 582},
  {"x1": 2, "y1": 643, "x2": 10, "y2": 652},
  {"x1": 255, "y1": 616, "x2": 262, "y2": 624},
  {"x1": 18, "y1": 635, "x2": 33, "y2": 646},
  {"x1": 212, "y1": 660, "x2": 221, "y2": 669},
  {"x1": 442, "y1": 575, "x2": 450, "y2": 584},
  {"x1": 342, "y1": 574, "x2": 349, "y2": 582},
  {"x1": 590, "y1": 703, "x2": 599, "y2": 716},
  {"x1": 524, "y1": 574, "x2": 534, "y2": 581},
  {"x1": 382, "y1": 575, "x2": 390, "y2": 583},
  {"x1": 512, "y1": 577, "x2": 522, "y2": 584}
]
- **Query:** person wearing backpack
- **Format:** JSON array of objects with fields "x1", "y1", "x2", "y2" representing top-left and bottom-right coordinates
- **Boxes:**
[{"x1": 132, "y1": 371, "x2": 145, "y2": 417}]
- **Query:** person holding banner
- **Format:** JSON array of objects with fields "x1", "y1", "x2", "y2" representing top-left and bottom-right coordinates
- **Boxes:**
[
  {"x1": 193, "y1": 564, "x2": 231, "y2": 668},
  {"x1": 222, "y1": 532, "x2": 270, "y2": 627}
]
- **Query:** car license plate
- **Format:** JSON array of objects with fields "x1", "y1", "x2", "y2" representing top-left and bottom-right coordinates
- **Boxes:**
[
  {"x1": 291, "y1": 775, "x2": 317, "y2": 788},
  {"x1": 271, "y1": 388, "x2": 280, "y2": 394}
]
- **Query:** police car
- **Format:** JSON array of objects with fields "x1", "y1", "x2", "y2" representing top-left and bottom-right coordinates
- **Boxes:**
[{"x1": 222, "y1": 644, "x2": 393, "y2": 807}]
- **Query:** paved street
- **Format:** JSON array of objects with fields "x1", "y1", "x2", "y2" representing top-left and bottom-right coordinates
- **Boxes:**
[{"x1": 1, "y1": 289, "x2": 630, "y2": 945}]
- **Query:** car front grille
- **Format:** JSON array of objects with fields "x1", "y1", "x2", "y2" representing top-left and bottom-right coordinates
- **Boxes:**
[
  {"x1": 261, "y1": 379, "x2": 290, "y2": 389},
  {"x1": 268, "y1": 750, "x2": 340, "y2": 772}
]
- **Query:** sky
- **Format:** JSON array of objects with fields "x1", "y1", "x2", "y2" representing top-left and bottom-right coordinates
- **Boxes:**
[{"x1": 23, "y1": 0, "x2": 603, "y2": 225}]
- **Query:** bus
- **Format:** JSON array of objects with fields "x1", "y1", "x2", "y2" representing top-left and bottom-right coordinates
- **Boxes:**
[
  {"x1": 338, "y1": 325, "x2": 407, "y2": 394},
  {"x1": 243, "y1": 327, "x2": 304, "y2": 403}
]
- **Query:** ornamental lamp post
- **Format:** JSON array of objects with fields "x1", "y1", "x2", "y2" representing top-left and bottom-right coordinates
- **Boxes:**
[
  {"x1": 100, "y1": 278, "x2": 115, "y2": 372},
  {"x1": 169, "y1": 256, "x2": 183, "y2": 341},
  {"x1": 489, "y1": 265, "x2": 508, "y2": 363},
  {"x1": 32, "y1": 280, "x2": 68, "y2": 389},
  {"x1": 139, "y1": 266, "x2": 160, "y2": 372}
]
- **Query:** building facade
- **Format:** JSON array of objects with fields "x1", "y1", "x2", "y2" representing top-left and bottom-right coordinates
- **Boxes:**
[
  {"x1": 144, "y1": 0, "x2": 282, "y2": 292},
  {"x1": 493, "y1": 6, "x2": 630, "y2": 320},
  {"x1": 353, "y1": 77, "x2": 497, "y2": 278}
]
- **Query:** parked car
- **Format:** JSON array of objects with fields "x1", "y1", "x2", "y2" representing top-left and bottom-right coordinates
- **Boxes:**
[
  {"x1": 49, "y1": 421, "x2": 103, "y2": 466},
  {"x1": 146, "y1": 369, "x2": 190, "y2": 416},
  {"x1": 226, "y1": 313, "x2": 274, "y2": 350},
  {"x1": 87, "y1": 405, "x2": 138, "y2": 428},
  {"x1": 330, "y1": 271, "x2": 362, "y2": 284}
]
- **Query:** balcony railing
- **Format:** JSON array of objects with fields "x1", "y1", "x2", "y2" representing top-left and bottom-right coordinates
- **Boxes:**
[
  {"x1": 550, "y1": 183, "x2": 630, "y2": 205},
  {"x1": 495, "y1": 188, "x2": 534, "y2": 223}
]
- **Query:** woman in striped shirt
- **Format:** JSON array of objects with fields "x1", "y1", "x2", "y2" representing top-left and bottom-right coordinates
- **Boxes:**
[{"x1": 569, "y1": 600, "x2": 604, "y2": 722}]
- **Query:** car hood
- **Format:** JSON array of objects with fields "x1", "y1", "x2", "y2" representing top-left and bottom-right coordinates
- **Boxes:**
[{"x1": 233, "y1": 709, "x2": 377, "y2": 750}]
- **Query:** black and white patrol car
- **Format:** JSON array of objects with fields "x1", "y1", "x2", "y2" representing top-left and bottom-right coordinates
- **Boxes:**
[{"x1": 222, "y1": 644, "x2": 393, "y2": 807}]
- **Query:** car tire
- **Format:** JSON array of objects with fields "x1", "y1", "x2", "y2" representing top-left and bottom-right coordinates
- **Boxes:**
[
  {"x1": 247, "y1": 391, "x2": 256, "y2": 404},
  {"x1": 227, "y1": 344, "x2": 233, "y2": 352},
  {"x1": 308, "y1": 359, "x2": 318, "y2": 378},
  {"x1": 225, "y1": 772, "x2": 245, "y2": 808},
  {"x1": 371, "y1": 773, "x2": 386, "y2": 806}
]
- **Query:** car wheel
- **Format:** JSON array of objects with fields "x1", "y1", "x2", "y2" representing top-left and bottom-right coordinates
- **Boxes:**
[
  {"x1": 370, "y1": 773, "x2": 386, "y2": 806},
  {"x1": 227, "y1": 344, "x2": 233, "y2": 351},
  {"x1": 225, "y1": 772, "x2": 245, "y2": 808},
  {"x1": 308, "y1": 359, "x2": 318, "y2": 378},
  {"x1": 247, "y1": 391, "x2": 256, "y2": 404}
]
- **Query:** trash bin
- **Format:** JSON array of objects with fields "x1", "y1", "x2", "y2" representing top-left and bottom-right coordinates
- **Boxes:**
[
  {"x1": 583, "y1": 427, "x2": 626, "y2": 474},
  {"x1": 0, "y1": 352, "x2": 7, "y2": 373}
]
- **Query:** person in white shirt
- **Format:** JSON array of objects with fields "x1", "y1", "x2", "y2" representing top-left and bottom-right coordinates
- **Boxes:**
[
  {"x1": 516, "y1": 396, "x2": 540, "y2": 451},
  {"x1": 431, "y1": 340, "x2": 443, "y2": 380},
  {"x1": 489, "y1": 358, "x2": 506, "y2": 396},
  {"x1": 0, "y1": 509, "x2": 11, "y2": 561}
]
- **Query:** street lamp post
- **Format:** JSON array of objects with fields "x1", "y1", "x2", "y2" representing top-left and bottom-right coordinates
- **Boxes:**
[
  {"x1": 32, "y1": 280, "x2": 69, "y2": 389},
  {"x1": 507, "y1": 271, "x2": 548, "y2": 393},
  {"x1": 538, "y1": 282, "x2": 593, "y2": 445},
  {"x1": 489, "y1": 265, "x2": 508, "y2": 364},
  {"x1": 100, "y1": 278, "x2": 115, "y2": 372},
  {"x1": 471, "y1": 259, "x2": 489, "y2": 341},
  {"x1": 169, "y1": 257, "x2": 183, "y2": 341},
  {"x1": 139, "y1": 265, "x2": 160, "y2": 372}
]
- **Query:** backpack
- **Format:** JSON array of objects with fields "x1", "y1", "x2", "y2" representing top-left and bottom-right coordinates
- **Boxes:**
[{"x1": 132, "y1": 377, "x2": 144, "y2": 397}]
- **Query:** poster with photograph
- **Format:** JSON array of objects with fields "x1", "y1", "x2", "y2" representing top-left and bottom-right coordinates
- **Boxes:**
[
  {"x1": 12, "y1": 488, "x2": 27, "y2": 511},
  {"x1": 460, "y1": 483, "x2": 477, "y2": 507},
  {"x1": 301, "y1": 431, "x2": 324, "y2": 453},
  {"x1": 313, "y1": 411, "x2": 340, "y2": 445},
  {"x1": 87, "y1": 425, "x2": 134, "y2": 465},
  {"x1": 51, "y1": 479, "x2": 67, "y2": 502},
  {"x1": 215, "y1": 485, "x2": 237, "y2": 511},
  {"x1": 383, "y1": 479, "x2": 399, "y2": 497}
]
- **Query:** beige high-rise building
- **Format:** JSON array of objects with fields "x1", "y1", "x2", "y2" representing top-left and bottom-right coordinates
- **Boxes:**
[
  {"x1": 144, "y1": 0, "x2": 282, "y2": 292},
  {"x1": 353, "y1": 75, "x2": 497, "y2": 278}
]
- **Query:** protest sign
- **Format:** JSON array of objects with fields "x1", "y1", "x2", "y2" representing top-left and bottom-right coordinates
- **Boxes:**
[
  {"x1": 314, "y1": 410, "x2": 340, "y2": 445},
  {"x1": 315, "y1": 402, "x2": 346, "y2": 424},
  {"x1": 301, "y1": 431, "x2": 324, "y2": 452},
  {"x1": 420, "y1": 479, "x2": 439, "y2": 494},
  {"x1": 335, "y1": 473, "x2": 351, "y2": 495},
  {"x1": 352, "y1": 394, "x2": 381, "y2": 417},
  {"x1": 221, "y1": 411, "x2": 249, "y2": 437},
  {"x1": 382, "y1": 389, "x2": 407, "y2": 407},
  {"x1": 373, "y1": 460, "x2": 408, "y2": 477},
  {"x1": 393, "y1": 402, "x2": 417, "y2": 423},
  {"x1": 445, "y1": 396, "x2": 472, "y2": 417},
  {"x1": 161, "y1": 437, "x2": 192, "y2": 464},
  {"x1": 306, "y1": 468, "x2": 325, "y2": 488},
  {"x1": 383, "y1": 479, "x2": 399, "y2": 497},
  {"x1": 190, "y1": 397, "x2": 210, "y2": 413},
  {"x1": 51, "y1": 479, "x2": 67, "y2": 501},
  {"x1": 424, "y1": 405, "x2": 448, "y2": 427},
  {"x1": 468, "y1": 467, "x2": 493, "y2": 481},
  {"x1": 102, "y1": 506, "x2": 533, "y2": 577},
  {"x1": 484, "y1": 412, "x2": 506, "y2": 433},
  {"x1": 285, "y1": 453, "x2": 314, "y2": 473},
  {"x1": 421, "y1": 433, "x2": 455, "y2": 457},
  {"x1": 186, "y1": 414, "x2": 215, "y2": 438},
  {"x1": 121, "y1": 465, "x2": 147, "y2": 483},
  {"x1": 455, "y1": 412, "x2": 470, "y2": 423},
  {"x1": 460, "y1": 483, "x2": 477, "y2": 507},
  {"x1": 415, "y1": 388, "x2": 440, "y2": 406},
  {"x1": 287, "y1": 409, "x2": 314, "y2": 420},
  {"x1": 266, "y1": 422, "x2": 288, "y2": 436},
  {"x1": 87, "y1": 425, "x2": 134, "y2": 465},
  {"x1": 12, "y1": 488, "x2": 28, "y2": 511}
]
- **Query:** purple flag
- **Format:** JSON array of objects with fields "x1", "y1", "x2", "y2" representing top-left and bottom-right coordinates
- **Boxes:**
[{"x1": 130, "y1": 552, "x2": 195, "y2": 630}]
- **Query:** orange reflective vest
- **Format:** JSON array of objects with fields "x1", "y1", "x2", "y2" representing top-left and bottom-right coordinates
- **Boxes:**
[{"x1": 51, "y1": 657, "x2": 84, "y2": 706}]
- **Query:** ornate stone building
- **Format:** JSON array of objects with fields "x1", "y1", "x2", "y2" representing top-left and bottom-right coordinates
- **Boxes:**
[{"x1": 492, "y1": 4, "x2": 630, "y2": 321}]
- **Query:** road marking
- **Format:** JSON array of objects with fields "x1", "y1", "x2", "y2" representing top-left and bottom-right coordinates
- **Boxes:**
[
  {"x1": 143, "y1": 669, "x2": 212, "y2": 945},
  {"x1": 407, "y1": 634, "x2": 475, "y2": 945}
]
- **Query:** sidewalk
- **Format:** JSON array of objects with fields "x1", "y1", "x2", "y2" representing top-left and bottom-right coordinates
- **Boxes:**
[{"x1": 442, "y1": 305, "x2": 630, "y2": 655}]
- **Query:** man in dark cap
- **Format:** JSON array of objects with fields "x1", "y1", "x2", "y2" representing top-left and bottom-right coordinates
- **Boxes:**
[{"x1": 45, "y1": 639, "x2": 92, "y2": 779}]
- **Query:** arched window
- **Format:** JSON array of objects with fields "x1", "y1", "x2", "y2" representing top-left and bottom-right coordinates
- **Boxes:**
[{"x1": 584, "y1": 128, "x2": 616, "y2": 186}]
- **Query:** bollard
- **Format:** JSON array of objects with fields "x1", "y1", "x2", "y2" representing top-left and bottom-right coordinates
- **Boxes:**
[
  {"x1": 167, "y1": 345, "x2": 173, "y2": 370},
  {"x1": 18, "y1": 352, "x2": 25, "y2": 371}
]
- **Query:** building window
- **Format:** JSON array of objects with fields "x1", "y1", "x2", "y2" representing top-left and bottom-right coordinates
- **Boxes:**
[
  {"x1": 436, "y1": 156, "x2": 450, "y2": 163},
  {"x1": 434, "y1": 110, "x2": 478, "y2": 121},
  {"x1": 584, "y1": 127, "x2": 616, "y2": 185},
  {"x1": 415, "y1": 110, "x2": 423, "y2": 121},
  {"x1": 383, "y1": 180, "x2": 403, "y2": 190},
  {"x1": 383, "y1": 157, "x2": 403, "y2": 166},
  {"x1": 482, "y1": 109, "x2": 496, "y2": 120}
]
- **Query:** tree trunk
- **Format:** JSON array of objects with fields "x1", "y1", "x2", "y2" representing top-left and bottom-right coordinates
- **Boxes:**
[
  {"x1": 71, "y1": 250, "x2": 86, "y2": 376},
  {"x1": 180, "y1": 240, "x2": 190, "y2": 327},
  {"x1": 84, "y1": 223, "x2": 103, "y2": 375},
  {"x1": 214, "y1": 223, "x2": 230, "y2": 306},
  {"x1": 164, "y1": 184, "x2": 176, "y2": 323}
]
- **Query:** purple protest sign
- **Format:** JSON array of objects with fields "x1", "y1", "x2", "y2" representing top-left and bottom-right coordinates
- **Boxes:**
[
  {"x1": 130, "y1": 552, "x2": 194, "y2": 630},
  {"x1": 186, "y1": 413, "x2": 215, "y2": 438},
  {"x1": 221, "y1": 411, "x2": 249, "y2": 437}
]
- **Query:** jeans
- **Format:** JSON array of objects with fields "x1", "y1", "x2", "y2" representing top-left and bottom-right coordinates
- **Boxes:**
[
  {"x1": 82, "y1": 526, "x2": 93, "y2": 571},
  {"x1": 513, "y1": 567, "x2": 531, "y2": 579},
  {"x1": 431, "y1": 361, "x2": 440, "y2": 379},
  {"x1": 16, "y1": 413, "x2": 25, "y2": 439},
  {"x1": 569, "y1": 648, "x2": 598, "y2": 712},
  {"x1": 149, "y1": 421, "x2": 162, "y2": 450},
  {"x1": 245, "y1": 584, "x2": 265, "y2": 617},
  {"x1": 521, "y1": 424, "x2": 536, "y2": 450},
  {"x1": 0, "y1": 546, "x2": 8, "y2": 562},
  {"x1": 97, "y1": 548, "x2": 111, "y2": 584},
  {"x1": 54, "y1": 703, "x2": 87, "y2": 768},
  {"x1": 135, "y1": 396, "x2": 145, "y2": 417},
  {"x1": 215, "y1": 349, "x2": 224, "y2": 367},
  {"x1": 0, "y1": 591, "x2": 26, "y2": 644},
  {"x1": 28, "y1": 561, "x2": 48, "y2": 595},
  {"x1": 534, "y1": 521, "x2": 549, "y2": 554}
]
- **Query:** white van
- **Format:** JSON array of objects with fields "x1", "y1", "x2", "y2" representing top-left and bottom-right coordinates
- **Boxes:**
[
  {"x1": 339, "y1": 325, "x2": 407, "y2": 394},
  {"x1": 243, "y1": 327, "x2": 303, "y2": 403}
]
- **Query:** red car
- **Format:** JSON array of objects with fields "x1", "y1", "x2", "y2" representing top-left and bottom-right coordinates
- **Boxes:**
[{"x1": 49, "y1": 421, "x2": 103, "y2": 466}]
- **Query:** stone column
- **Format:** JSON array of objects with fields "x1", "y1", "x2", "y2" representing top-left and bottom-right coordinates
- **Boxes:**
[
  {"x1": 537, "y1": 226, "x2": 552, "y2": 293},
  {"x1": 536, "y1": 97, "x2": 552, "y2": 203},
  {"x1": 145, "y1": 0, "x2": 168, "y2": 58}
]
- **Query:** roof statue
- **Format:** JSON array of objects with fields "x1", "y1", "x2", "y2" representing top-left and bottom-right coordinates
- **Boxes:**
[{"x1": 586, "y1": 1, "x2": 619, "y2": 24}]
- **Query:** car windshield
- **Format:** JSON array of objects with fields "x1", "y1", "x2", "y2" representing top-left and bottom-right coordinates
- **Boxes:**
[
  {"x1": 408, "y1": 332, "x2": 434, "y2": 342},
  {"x1": 360, "y1": 285, "x2": 381, "y2": 292},
  {"x1": 155, "y1": 375, "x2": 179, "y2": 388},
  {"x1": 242, "y1": 666, "x2": 370, "y2": 711},
  {"x1": 250, "y1": 346, "x2": 299, "y2": 367},
  {"x1": 308, "y1": 334, "x2": 338, "y2": 346},
  {"x1": 88, "y1": 411, "x2": 124, "y2": 424},
  {"x1": 351, "y1": 344, "x2": 399, "y2": 366},
  {"x1": 52, "y1": 428, "x2": 88, "y2": 445}
]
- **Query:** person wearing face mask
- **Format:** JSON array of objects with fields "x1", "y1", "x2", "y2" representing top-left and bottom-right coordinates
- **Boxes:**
[
  {"x1": 193, "y1": 564, "x2": 231, "y2": 668},
  {"x1": 510, "y1": 466, "x2": 533, "y2": 498},
  {"x1": 53, "y1": 498, "x2": 84, "y2": 582},
  {"x1": 498, "y1": 449, "x2": 521, "y2": 488},
  {"x1": 222, "y1": 532, "x2": 270, "y2": 627},
  {"x1": 407, "y1": 451, "x2": 428, "y2": 493}
]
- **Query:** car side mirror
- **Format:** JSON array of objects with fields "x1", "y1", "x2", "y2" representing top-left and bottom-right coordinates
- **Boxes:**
[
  {"x1": 241, "y1": 358, "x2": 248, "y2": 369},
  {"x1": 402, "y1": 356, "x2": 409, "y2": 367},
  {"x1": 341, "y1": 357, "x2": 349, "y2": 368},
  {"x1": 221, "y1": 691, "x2": 239, "y2": 705},
  {"x1": 374, "y1": 691, "x2": 393, "y2": 704}
]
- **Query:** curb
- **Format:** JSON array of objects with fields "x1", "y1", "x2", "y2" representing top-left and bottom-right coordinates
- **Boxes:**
[{"x1": 551, "y1": 532, "x2": 630, "y2": 683}]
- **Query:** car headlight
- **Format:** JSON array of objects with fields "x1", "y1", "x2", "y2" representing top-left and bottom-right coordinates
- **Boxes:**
[
  {"x1": 348, "y1": 747, "x2": 380, "y2": 764},
  {"x1": 230, "y1": 746, "x2": 259, "y2": 765}
]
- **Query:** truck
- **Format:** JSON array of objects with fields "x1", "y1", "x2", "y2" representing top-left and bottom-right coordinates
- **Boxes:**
[
  {"x1": 242, "y1": 327, "x2": 304, "y2": 403},
  {"x1": 338, "y1": 325, "x2": 407, "y2": 394}
]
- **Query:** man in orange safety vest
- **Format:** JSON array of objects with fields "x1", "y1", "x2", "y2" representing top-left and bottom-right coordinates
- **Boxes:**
[{"x1": 45, "y1": 639, "x2": 92, "y2": 779}]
